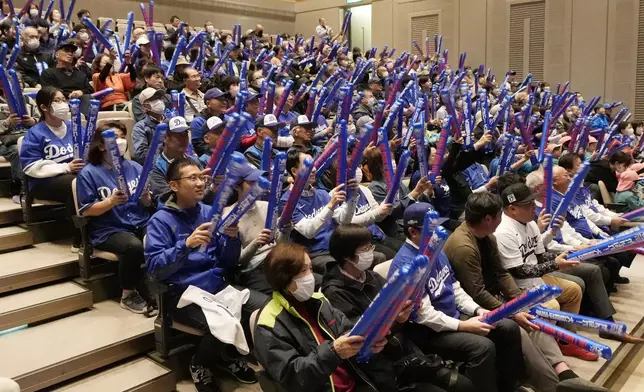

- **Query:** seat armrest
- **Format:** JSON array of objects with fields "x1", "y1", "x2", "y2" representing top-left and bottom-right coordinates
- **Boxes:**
[{"x1": 606, "y1": 203, "x2": 628, "y2": 213}]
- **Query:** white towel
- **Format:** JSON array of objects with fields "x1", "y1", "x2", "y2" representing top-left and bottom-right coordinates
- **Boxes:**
[{"x1": 177, "y1": 285, "x2": 250, "y2": 355}]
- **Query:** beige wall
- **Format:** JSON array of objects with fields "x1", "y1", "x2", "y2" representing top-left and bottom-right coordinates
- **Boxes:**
[
  {"x1": 86, "y1": 0, "x2": 295, "y2": 35},
  {"x1": 295, "y1": 0, "x2": 641, "y2": 116}
]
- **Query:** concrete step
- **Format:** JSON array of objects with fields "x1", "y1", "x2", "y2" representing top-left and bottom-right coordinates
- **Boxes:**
[
  {"x1": 0, "y1": 225, "x2": 32, "y2": 253},
  {"x1": 50, "y1": 356, "x2": 175, "y2": 392},
  {"x1": 0, "y1": 300, "x2": 155, "y2": 392},
  {"x1": 0, "y1": 240, "x2": 78, "y2": 295},
  {"x1": 0, "y1": 282, "x2": 92, "y2": 332}
]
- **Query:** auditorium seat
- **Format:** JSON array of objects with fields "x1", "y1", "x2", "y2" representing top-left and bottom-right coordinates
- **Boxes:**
[
  {"x1": 16, "y1": 136, "x2": 66, "y2": 225},
  {"x1": 373, "y1": 259, "x2": 392, "y2": 279},
  {"x1": 598, "y1": 180, "x2": 630, "y2": 214},
  {"x1": 70, "y1": 178, "x2": 120, "y2": 280}
]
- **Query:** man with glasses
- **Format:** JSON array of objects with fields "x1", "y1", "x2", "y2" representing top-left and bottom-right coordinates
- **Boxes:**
[
  {"x1": 145, "y1": 155, "x2": 260, "y2": 391},
  {"x1": 182, "y1": 68, "x2": 205, "y2": 123},
  {"x1": 149, "y1": 116, "x2": 205, "y2": 201},
  {"x1": 190, "y1": 88, "x2": 229, "y2": 157},
  {"x1": 287, "y1": 115, "x2": 321, "y2": 160},
  {"x1": 40, "y1": 42, "x2": 93, "y2": 112}
]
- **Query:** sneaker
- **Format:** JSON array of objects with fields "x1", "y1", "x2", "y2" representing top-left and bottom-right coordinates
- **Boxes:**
[
  {"x1": 558, "y1": 341, "x2": 599, "y2": 361},
  {"x1": 143, "y1": 302, "x2": 159, "y2": 318},
  {"x1": 215, "y1": 358, "x2": 257, "y2": 384},
  {"x1": 190, "y1": 356, "x2": 221, "y2": 392},
  {"x1": 120, "y1": 291, "x2": 148, "y2": 314},
  {"x1": 70, "y1": 245, "x2": 80, "y2": 253},
  {"x1": 11, "y1": 195, "x2": 19, "y2": 205}
]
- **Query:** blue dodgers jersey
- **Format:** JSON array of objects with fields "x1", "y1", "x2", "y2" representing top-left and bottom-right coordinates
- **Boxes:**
[
  {"x1": 390, "y1": 242, "x2": 460, "y2": 319},
  {"x1": 354, "y1": 189, "x2": 386, "y2": 241},
  {"x1": 20, "y1": 121, "x2": 74, "y2": 190},
  {"x1": 551, "y1": 190, "x2": 594, "y2": 239},
  {"x1": 76, "y1": 160, "x2": 150, "y2": 245},
  {"x1": 279, "y1": 187, "x2": 334, "y2": 255},
  {"x1": 462, "y1": 162, "x2": 489, "y2": 190}
]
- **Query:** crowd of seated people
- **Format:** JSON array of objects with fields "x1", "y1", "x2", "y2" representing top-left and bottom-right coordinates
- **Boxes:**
[{"x1": 2, "y1": 4, "x2": 644, "y2": 392}]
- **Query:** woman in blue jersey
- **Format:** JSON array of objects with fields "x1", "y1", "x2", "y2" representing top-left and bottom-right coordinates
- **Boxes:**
[
  {"x1": 20, "y1": 86, "x2": 85, "y2": 250},
  {"x1": 76, "y1": 122, "x2": 154, "y2": 314}
]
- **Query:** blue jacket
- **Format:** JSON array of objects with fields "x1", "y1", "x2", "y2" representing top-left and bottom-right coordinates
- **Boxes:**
[
  {"x1": 132, "y1": 115, "x2": 162, "y2": 164},
  {"x1": 144, "y1": 197, "x2": 241, "y2": 294},
  {"x1": 591, "y1": 114, "x2": 609, "y2": 130}
]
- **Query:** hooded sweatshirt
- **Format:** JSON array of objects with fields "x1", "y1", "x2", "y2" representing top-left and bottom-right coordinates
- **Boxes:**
[{"x1": 144, "y1": 194, "x2": 241, "y2": 294}]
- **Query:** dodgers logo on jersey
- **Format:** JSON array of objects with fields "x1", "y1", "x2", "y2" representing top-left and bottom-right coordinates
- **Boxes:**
[
  {"x1": 519, "y1": 235, "x2": 539, "y2": 262},
  {"x1": 428, "y1": 265, "x2": 450, "y2": 298},
  {"x1": 96, "y1": 178, "x2": 139, "y2": 200},
  {"x1": 44, "y1": 143, "x2": 74, "y2": 161}
]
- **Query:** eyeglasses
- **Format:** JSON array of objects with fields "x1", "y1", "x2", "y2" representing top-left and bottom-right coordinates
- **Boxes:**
[
  {"x1": 172, "y1": 174, "x2": 212, "y2": 185},
  {"x1": 358, "y1": 244, "x2": 376, "y2": 253},
  {"x1": 52, "y1": 97, "x2": 67, "y2": 104}
]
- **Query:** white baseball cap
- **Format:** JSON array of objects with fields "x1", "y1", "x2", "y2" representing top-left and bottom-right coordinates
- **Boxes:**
[
  {"x1": 169, "y1": 116, "x2": 189, "y2": 133},
  {"x1": 136, "y1": 36, "x2": 150, "y2": 46},
  {"x1": 139, "y1": 87, "x2": 165, "y2": 104},
  {"x1": 206, "y1": 116, "x2": 225, "y2": 133}
]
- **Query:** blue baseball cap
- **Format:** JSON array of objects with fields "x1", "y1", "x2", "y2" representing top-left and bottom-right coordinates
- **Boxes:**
[
  {"x1": 403, "y1": 202, "x2": 448, "y2": 228},
  {"x1": 228, "y1": 152, "x2": 267, "y2": 182},
  {"x1": 204, "y1": 88, "x2": 227, "y2": 102}
]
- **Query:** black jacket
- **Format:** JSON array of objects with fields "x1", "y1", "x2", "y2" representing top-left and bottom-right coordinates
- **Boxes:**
[
  {"x1": 40, "y1": 67, "x2": 93, "y2": 97},
  {"x1": 321, "y1": 265, "x2": 447, "y2": 386},
  {"x1": 586, "y1": 159, "x2": 617, "y2": 193},
  {"x1": 321, "y1": 265, "x2": 385, "y2": 323},
  {"x1": 16, "y1": 50, "x2": 52, "y2": 87},
  {"x1": 255, "y1": 291, "x2": 397, "y2": 392}
]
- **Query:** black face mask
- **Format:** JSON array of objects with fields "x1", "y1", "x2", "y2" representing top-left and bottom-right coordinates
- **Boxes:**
[{"x1": 256, "y1": 31, "x2": 263, "y2": 38}]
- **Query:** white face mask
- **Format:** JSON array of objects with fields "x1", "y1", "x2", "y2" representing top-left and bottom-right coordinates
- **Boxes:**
[
  {"x1": 626, "y1": 127, "x2": 635, "y2": 136},
  {"x1": 206, "y1": 26, "x2": 214, "y2": 33},
  {"x1": 116, "y1": 138, "x2": 128, "y2": 156},
  {"x1": 74, "y1": 48, "x2": 82, "y2": 57},
  {"x1": 354, "y1": 250, "x2": 374, "y2": 271},
  {"x1": 26, "y1": 38, "x2": 39, "y2": 50},
  {"x1": 290, "y1": 273, "x2": 315, "y2": 302},
  {"x1": 347, "y1": 124, "x2": 356, "y2": 135},
  {"x1": 148, "y1": 100, "x2": 165, "y2": 115},
  {"x1": 50, "y1": 102, "x2": 69, "y2": 120},
  {"x1": 78, "y1": 32, "x2": 89, "y2": 42},
  {"x1": 29, "y1": 9, "x2": 39, "y2": 17}
]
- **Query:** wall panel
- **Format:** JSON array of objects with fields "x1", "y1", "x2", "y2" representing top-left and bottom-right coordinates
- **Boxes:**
[{"x1": 294, "y1": 0, "x2": 642, "y2": 118}]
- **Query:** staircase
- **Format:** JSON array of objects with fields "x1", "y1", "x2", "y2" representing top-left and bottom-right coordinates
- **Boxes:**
[{"x1": 0, "y1": 161, "x2": 176, "y2": 392}]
